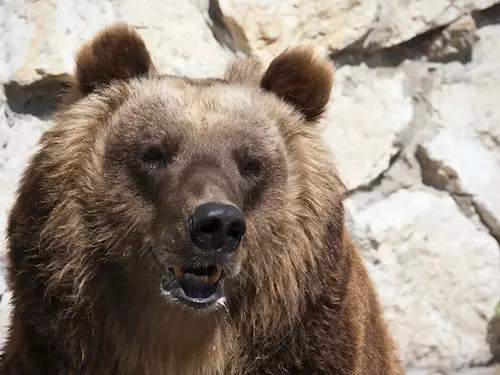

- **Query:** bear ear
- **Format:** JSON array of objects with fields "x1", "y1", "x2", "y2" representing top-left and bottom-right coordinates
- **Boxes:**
[
  {"x1": 74, "y1": 23, "x2": 156, "y2": 95},
  {"x1": 260, "y1": 46, "x2": 334, "y2": 122}
]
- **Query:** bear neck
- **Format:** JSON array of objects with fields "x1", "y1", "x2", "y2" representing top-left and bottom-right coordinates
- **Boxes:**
[{"x1": 108, "y1": 300, "x2": 234, "y2": 375}]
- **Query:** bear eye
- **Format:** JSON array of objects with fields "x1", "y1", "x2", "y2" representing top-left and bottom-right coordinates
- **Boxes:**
[
  {"x1": 241, "y1": 158, "x2": 263, "y2": 178},
  {"x1": 142, "y1": 145, "x2": 170, "y2": 166}
]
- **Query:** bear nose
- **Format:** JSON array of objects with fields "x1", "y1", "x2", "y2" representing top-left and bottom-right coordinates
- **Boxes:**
[{"x1": 189, "y1": 203, "x2": 246, "y2": 251}]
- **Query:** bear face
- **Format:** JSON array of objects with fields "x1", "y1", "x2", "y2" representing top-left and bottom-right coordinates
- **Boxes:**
[
  {"x1": 94, "y1": 79, "x2": 290, "y2": 311},
  {"x1": 48, "y1": 23, "x2": 336, "y2": 314}
]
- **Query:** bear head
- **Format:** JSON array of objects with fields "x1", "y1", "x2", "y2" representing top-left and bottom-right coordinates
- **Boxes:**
[{"x1": 10, "y1": 23, "x2": 344, "y2": 319}]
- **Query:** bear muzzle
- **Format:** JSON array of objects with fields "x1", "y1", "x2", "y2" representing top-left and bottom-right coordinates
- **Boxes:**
[{"x1": 158, "y1": 202, "x2": 246, "y2": 311}]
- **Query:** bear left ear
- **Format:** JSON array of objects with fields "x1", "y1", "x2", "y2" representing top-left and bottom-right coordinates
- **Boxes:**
[
  {"x1": 260, "y1": 46, "x2": 334, "y2": 122},
  {"x1": 74, "y1": 23, "x2": 156, "y2": 95}
]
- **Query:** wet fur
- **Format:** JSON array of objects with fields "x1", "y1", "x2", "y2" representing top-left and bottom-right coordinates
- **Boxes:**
[{"x1": 0, "y1": 23, "x2": 404, "y2": 375}]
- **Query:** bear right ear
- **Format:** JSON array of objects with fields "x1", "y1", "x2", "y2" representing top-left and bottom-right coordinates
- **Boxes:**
[
  {"x1": 260, "y1": 46, "x2": 334, "y2": 122},
  {"x1": 74, "y1": 23, "x2": 156, "y2": 95}
]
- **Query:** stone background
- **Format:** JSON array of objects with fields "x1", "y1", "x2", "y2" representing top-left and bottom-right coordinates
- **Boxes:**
[{"x1": 1, "y1": 0, "x2": 500, "y2": 374}]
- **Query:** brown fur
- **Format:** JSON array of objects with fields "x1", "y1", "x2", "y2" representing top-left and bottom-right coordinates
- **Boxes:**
[
  {"x1": 0, "y1": 23, "x2": 404, "y2": 375},
  {"x1": 260, "y1": 47, "x2": 334, "y2": 122}
]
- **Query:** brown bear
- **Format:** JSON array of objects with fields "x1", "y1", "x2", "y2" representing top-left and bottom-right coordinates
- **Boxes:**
[{"x1": 0, "y1": 23, "x2": 404, "y2": 375}]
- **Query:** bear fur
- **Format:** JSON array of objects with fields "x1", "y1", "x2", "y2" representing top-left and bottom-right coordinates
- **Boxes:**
[{"x1": 0, "y1": 23, "x2": 404, "y2": 375}]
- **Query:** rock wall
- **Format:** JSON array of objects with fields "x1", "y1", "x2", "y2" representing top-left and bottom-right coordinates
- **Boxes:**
[{"x1": 1, "y1": 1, "x2": 500, "y2": 373}]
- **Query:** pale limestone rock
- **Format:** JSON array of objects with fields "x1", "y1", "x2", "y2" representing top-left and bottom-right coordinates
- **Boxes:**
[
  {"x1": 346, "y1": 189, "x2": 500, "y2": 371},
  {"x1": 322, "y1": 65, "x2": 414, "y2": 191},
  {"x1": 418, "y1": 133, "x2": 500, "y2": 241},
  {"x1": 364, "y1": 0, "x2": 498, "y2": 50},
  {"x1": 407, "y1": 366, "x2": 500, "y2": 375},
  {"x1": 0, "y1": 88, "x2": 7, "y2": 159},
  {"x1": 115, "y1": 0, "x2": 233, "y2": 78},
  {"x1": 468, "y1": 24, "x2": 500, "y2": 150},
  {"x1": 217, "y1": 0, "x2": 378, "y2": 65},
  {"x1": 418, "y1": 24, "x2": 500, "y2": 240},
  {"x1": 472, "y1": 23, "x2": 500, "y2": 69},
  {"x1": 0, "y1": 113, "x2": 48, "y2": 172},
  {"x1": 0, "y1": 0, "x2": 116, "y2": 85},
  {"x1": 217, "y1": 0, "x2": 500, "y2": 62},
  {"x1": 0, "y1": 0, "x2": 233, "y2": 86}
]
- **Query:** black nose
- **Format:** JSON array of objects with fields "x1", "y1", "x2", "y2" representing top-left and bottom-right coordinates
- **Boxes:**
[{"x1": 189, "y1": 203, "x2": 246, "y2": 251}]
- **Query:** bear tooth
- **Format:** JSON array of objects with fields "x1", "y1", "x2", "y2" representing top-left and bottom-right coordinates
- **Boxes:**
[
  {"x1": 174, "y1": 266, "x2": 184, "y2": 279},
  {"x1": 210, "y1": 268, "x2": 223, "y2": 284}
]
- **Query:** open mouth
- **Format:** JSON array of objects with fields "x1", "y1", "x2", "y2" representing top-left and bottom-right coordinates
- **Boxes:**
[{"x1": 161, "y1": 265, "x2": 225, "y2": 309}]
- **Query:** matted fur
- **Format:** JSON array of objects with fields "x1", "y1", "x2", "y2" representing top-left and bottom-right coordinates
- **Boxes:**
[{"x1": 0, "y1": 23, "x2": 404, "y2": 375}]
